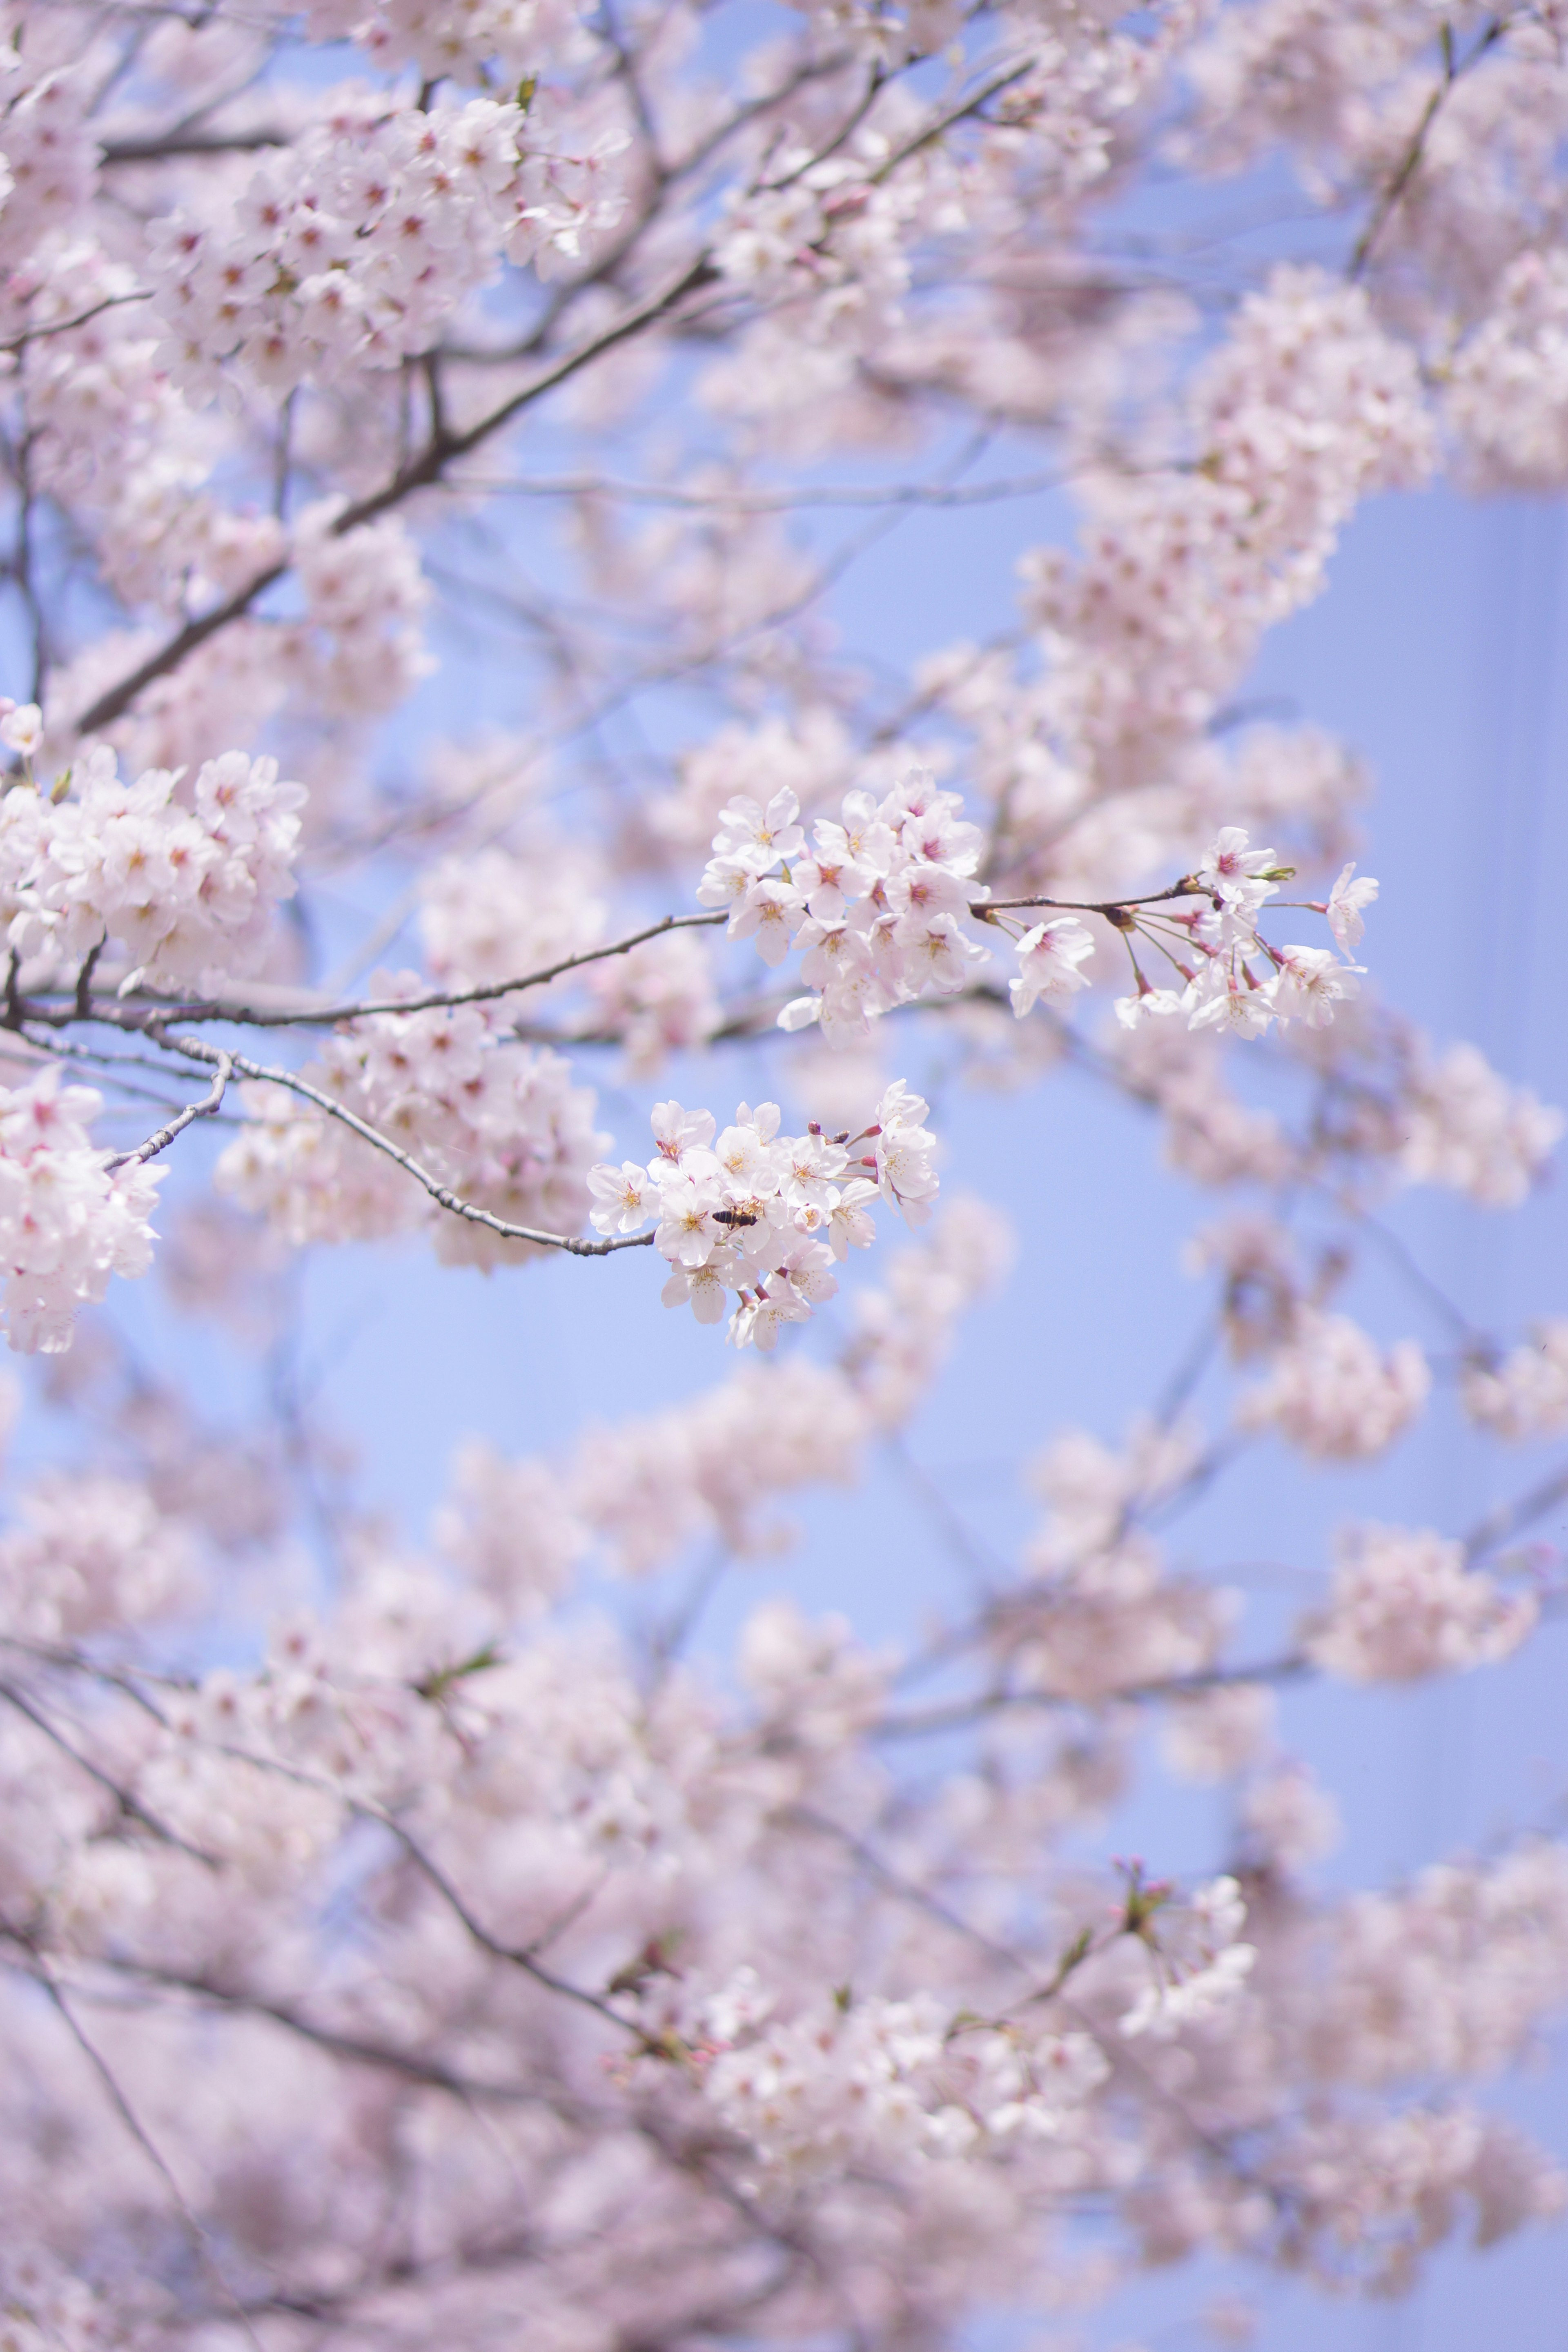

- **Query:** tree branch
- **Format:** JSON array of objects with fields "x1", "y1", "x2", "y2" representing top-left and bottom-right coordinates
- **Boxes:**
[{"x1": 168, "y1": 1034, "x2": 655, "y2": 1258}]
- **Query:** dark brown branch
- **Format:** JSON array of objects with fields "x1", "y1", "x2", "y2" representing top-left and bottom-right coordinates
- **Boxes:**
[
  {"x1": 89, "y1": 1958, "x2": 554, "y2": 2105},
  {"x1": 71, "y1": 250, "x2": 717, "y2": 741},
  {"x1": 127, "y1": 910, "x2": 730, "y2": 1031},
  {"x1": 99, "y1": 127, "x2": 289, "y2": 163}
]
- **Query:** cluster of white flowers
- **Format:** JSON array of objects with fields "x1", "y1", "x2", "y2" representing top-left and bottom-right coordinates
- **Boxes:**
[
  {"x1": 1002, "y1": 1535, "x2": 1229, "y2": 1704},
  {"x1": 701, "y1": 773, "x2": 1369, "y2": 1053},
  {"x1": 738, "y1": 1598, "x2": 892, "y2": 1753},
  {"x1": 0, "y1": 1071, "x2": 163, "y2": 1354},
  {"x1": 692, "y1": 1970, "x2": 1109, "y2": 2173},
  {"x1": 1393, "y1": 1040, "x2": 1564, "y2": 1208},
  {"x1": 1461, "y1": 1323, "x2": 1568, "y2": 1442},
  {"x1": 845, "y1": 1191, "x2": 1015, "y2": 1424},
  {"x1": 584, "y1": 929, "x2": 722, "y2": 1076},
  {"x1": 1238, "y1": 1312, "x2": 1430, "y2": 1461},
  {"x1": 1119, "y1": 1874, "x2": 1258, "y2": 2040},
  {"x1": 149, "y1": 95, "x2": 629, "y2": 399},
  {"x1": 698, "y1": 769, "x2": 991, "y2": 1046},
  {"x1": 991, "y1": 1419, "x2": 1229, "y2": 1701},
  {"x1": 420, "y1": 832, "x2": 720, "y2": 1074},
  {"x1": 1448, "y1": 250, "x2": 1568, "y2": 489},
  {"x1": 1305, "y1": 1523, "x2": 1537, "y2": 1684},
  {"x1": 1163, "y1": 1682, "x2": 1278, "y2": 1785},
  {"x1": 589, "y1": 1085, "x2": 938, "y2": 1348},
  {"x1": 292, "y1": 506, "x2": 432, "y2": 719},
  {"x1": 0, "y1": 52, "x2": 97, "y2": 275},
  {"x1": 1029, "y1": 1416, "x2": 1207, "y2": 1564},
  {"x1": 432, "y1": 1440, "x2": 587, "y2": 1619},
  {"x1": 218, "y1": 994, "x2": 607, "y2": 1264},
  {"x1": 1241, "y1": 1762, "x2": 1342, "y2": 1873},
  {"x1": 1111, "y1": 831, "x2": 1373, "y2": 1038},
  {"x1": 311, "y1": 0, "x2": 564, "y2": 81},
  {"x1": 1022, "y1": 270, "x2": 1434, "y2": 773},
  {"x1": 0, "y1": 1471, "x2": 191, "y2": 1640},
  {"x1": 1271, "y1": 2108, "x2": 1564, "y2": 2293},
  {"x1": 572, "y1": 1355, "x2": 869, "y2": 1574},
  {"x1": 712, "y1": 151, "x2": 921, "y2": 326},
  {"x1": 1320, "y1": 1844, "x2": 1568, "y2": 2085},
  {"x1": 421, "y1": 829, "x2": 606, "y2": 981},
  {"x1": 0, "y1": 726, "x2": 303, "y2": 987}
]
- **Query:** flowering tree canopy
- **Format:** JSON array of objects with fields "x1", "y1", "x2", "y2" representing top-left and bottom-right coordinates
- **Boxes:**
[{"x1": 0, "y1": 1, "x2": 1566, "y2": 2344}]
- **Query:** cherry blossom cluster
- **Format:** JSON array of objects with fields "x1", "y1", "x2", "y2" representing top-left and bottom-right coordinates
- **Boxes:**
[
  {"x1": 0, "y1": 0, "x2": 1564, "y2": 2339},
  {"x1": 702, "y1": 776, "x2": 1378, "y2": 1053},
  {"x1": 1318, "y1": 1842, "x2": 1568, "y2": 2087},
  {"x1": 218, "y1": 993, "x2": 607, "y2": 1265},
  {"x1": 311, "y1": 0, "x2": 554, "y2": 83},
  {"x1": 149, "y1": 95, "x2": 629, "y2": 398},
  {"x1": 996, "y1": 1419, "x2": 1232, "y2": 1702},
  {"x1": 0, "y1": 1468, "x2": 191, "y2": 1639},
  {"x1": 1019, "y1": 270, "x2": 1434, "y2": 794},
  {"x1": 421, "y1": 837, "x2": 721, "y2": 1074},
  {"x1": 1392, "y1": 1039, "x2": 1565, "y2": 1208},
  {"x1": 1305, "y1": 1522, "x2": 1538, "y2": 1684},
  {"x1": 1462, "y1": 1323, "x2": 1568, "y2": 1443},
  {"x1": 0, "y1": 727, "x2": 303, "y2": 986},
  {"x1": 1107, "y1": 830, "x2": 1376, "y2": 1039},
  {"x1": 698, "y1": 768, "x2": 992, "y2": 1045},
  {"x1": 434, "y1": 1195, "x2": 1010, "y2": 1585},
  {"x1": 1238, "y1": 1311, "x2": 1430, "y2": 1463},
  {"x1": 0, "y1": 1069, "x2": 163, "y2": 1354},
  {"x1": 1448, "y1": 251, "x2": 1568, "y2": 489},
  {"x1": 1117, "y1": 1873, "x2": 1258, "y2": 2040},
  {"x1": 686, "y1": 1977, "x2": 1112, "y2": 2171},
  {"x1": 589, "y1": 1083, "x2": 938, "y2": 1345}
]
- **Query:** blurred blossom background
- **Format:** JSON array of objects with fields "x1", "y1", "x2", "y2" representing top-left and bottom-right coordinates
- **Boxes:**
[
  {"x1": 6, "y1": 9, "x2": 1566, "y2": 2329},
  {"x1": 36, "y1": 458, "x2": 1565, "y2": 2347}
]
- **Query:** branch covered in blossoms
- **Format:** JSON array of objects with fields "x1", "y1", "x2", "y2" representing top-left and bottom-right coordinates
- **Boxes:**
[
  {"x1": 700, "y1": 779, "x2": 1374, "y2": 1050},
  {"x1": 0, "y1": 0, "x2": 1564, "y2": 2339},
  {"x1": 589, "y1": 1082, "x2": 938, "y2": 1345}
]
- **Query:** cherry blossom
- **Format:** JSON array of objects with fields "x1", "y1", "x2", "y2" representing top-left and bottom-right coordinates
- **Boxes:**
[
  {"x1": 0, "y1": 1070, "x2": 163, "y2": 1353},
  {"x1": 590, "y1": 1083, "x2": 938, "y2": 1345},
  {"x1": 0, "y1": 1, "x2": 1559, "y2": 2340},
  {"x1": 1306, "y1": 1524, "x2": 1538, "y2": 1683},
  {"x1": 1238, "y1": 1313, "x2": 1431, "y2": 1462},
  {"x1": 1462, "y1": 1323, "x2": 1568, "y2": 1443}
]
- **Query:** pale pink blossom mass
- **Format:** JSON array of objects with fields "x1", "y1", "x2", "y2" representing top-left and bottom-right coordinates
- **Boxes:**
[{"x1": 0, "y1": 0, "x2": 1560, "y2": 2344}]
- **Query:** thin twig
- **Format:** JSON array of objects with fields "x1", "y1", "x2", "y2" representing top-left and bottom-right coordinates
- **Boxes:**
[
  {"x1": 0, "y1": 1679, "x2": 217, "y2": 1866},
  {"x1": 104, "y1": 1048, "x2": 231, "y2": 1170},
  {"x1": 19, "y1": 1953, "x2": 267, "y2": 2350},
  {"x1": 1348, "y1": 18, "x2": 1508, "y2": 279},
  {"x1": 1463, "y1": 1457, "x2": 1568, "y2": 1563},
  {"x1": 87, "y1": 1958, "x2": 553, "y2": 2105},
  {"x1": 168, "y1": 1035, "x2": 655, "y2": 1259},
  {"x1": 465, "y1": 465, "x2": 1071, "y2": 512},
  {"x1": 123, "y1": 910, "x2": 730, "y2": 1031},
  {"x1": 873, "y1": 1651, "x2": 1312, "y2": 1741},
  {"x1": 0, "y1": 288, "x2": 152, "y2": 354}
]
